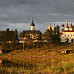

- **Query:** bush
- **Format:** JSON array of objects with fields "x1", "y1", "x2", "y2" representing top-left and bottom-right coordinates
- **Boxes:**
[
  {"x1": 50, "y1": 67, "x2": 64, "y2": 73},
  {"x1": 64, "y1": 62, "x2": 74, "y2": 70}
]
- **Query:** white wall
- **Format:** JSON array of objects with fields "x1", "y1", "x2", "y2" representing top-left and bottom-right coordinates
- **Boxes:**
[
  {"x1": 61, "y1": 32, "x2": 74, "y2": 42},
  {"x1": 31, "y1": 26, "x2": 35, "y2": 30}
]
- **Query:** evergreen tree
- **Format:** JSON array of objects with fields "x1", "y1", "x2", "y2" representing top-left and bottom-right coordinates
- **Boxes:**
[
  {"x1": 36, "y1": 31, "x2": 42, "y2": 49},
  {"x1": 50, "y1": 25, "x2": 61, "y2": 45},
  {"x1": 36, "y1": 31, "x2": 42, "y2": 41},
  {"x1": 20, "y1": 30, "x2": 26, "y2": 38},
  {"x1": 43, "y1": 29, "x2": 51, "y2": 42}
]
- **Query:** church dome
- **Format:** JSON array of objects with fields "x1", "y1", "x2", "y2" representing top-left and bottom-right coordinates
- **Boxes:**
[
  {"x1": 31, "y1": 18, "x2": 35, "y2": 26},
  {"x1": 31, "y1": 22, "x2": 35, "y2": 26},
  {"x1": 62, "y1": 24, "x2": 64, "y2": 27}
]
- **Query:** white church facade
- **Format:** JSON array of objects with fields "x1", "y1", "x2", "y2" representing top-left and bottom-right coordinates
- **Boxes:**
[{"x1": 61, "y1": 21, "x2": 74, "y2": 43}]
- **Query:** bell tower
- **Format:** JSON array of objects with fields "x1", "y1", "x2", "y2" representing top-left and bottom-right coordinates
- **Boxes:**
[
  {"x1": 69, "y1": 21, "x2": 73, "y2": 31},
  {"x1": 48, "y1": 24, "x2": 51, "y2": 30},
  {"x1": 65, "y1": 21, "x2": 69, "y2": 30},
  {"x1": 31, "y1": 18, "x2": 35, "y2": 31}
]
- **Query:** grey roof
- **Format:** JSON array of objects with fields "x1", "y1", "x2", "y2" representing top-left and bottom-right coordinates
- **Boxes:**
[{"x1": 24, "y1": 30, "x2": 41, "y2": 33}]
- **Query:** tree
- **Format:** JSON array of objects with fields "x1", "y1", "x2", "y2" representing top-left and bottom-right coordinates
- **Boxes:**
[
  {"x1": 20, "y1": 30, "x2": 26, "y2": 38},
  {"x1": 4, "y1": 28, "x2": 10, "y2": 42},
  {"x1": 43, "y1": 25, "x2": 61, "y2": 46},
  {"x1": 50, "y1": 25, "x2": 61, "y2": 45},
  {"x1": 36, "y1": 31, "x2": 42, "y2": 52},
  {"x1": 43, "y1": 29, "x2": 51, "y2": 42},
  {"x1": 0, "y1": 31, "x2": 5, "y2": 42},
  {"x1": 36, "y1": 31, "x2": 42, "y2": 41},
  {"x1": 26, "y1": 31, "x2": 32, "y2": 48},
  {"x1": 20, "y1": 30, "x2": 28, "y2": 51},
  {"x1": 13, "y1": 29, "x2": 18, "y2": 49}
]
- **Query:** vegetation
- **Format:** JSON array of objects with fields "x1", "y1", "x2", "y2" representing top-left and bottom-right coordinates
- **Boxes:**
[
  {"x1": 0, "y1": 25, "x2": 61, "y2": 52},
  {"x1": 0, "y1": 31, "x2": 74, "y2": 74},
  {"x1": 0, "y1": 53, "x2": 74, "y2": 74},
  {"x1": 0, "y1": 28, "x2": 18, "y2": 50},
  {"x1": 0, "y1": 28, "x2": 18, "y2": 43},
  {"x1": 43, "y1": 25, "x2": 61, "y2": 45},
  {"x1": 0, "y1": 43, "x2": 73, "y2": 58},
  {"x1": 0, "y1": 27, "x2": 74, "y2": 74}
]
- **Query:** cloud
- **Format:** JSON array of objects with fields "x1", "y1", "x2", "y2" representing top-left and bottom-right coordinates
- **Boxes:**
[{"x1": 0, "y1": 0, "x2": 74, "y2": 33}]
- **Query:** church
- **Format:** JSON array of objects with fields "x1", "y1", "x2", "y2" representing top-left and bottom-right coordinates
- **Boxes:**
[
  {"x1": 22, "y1": 18, "x2": 42, "y2": 40},
  {"x1": 61, "y1": 21, "x2": 74, "y2": 43}
]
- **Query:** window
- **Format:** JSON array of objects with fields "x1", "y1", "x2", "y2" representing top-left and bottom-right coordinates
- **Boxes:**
[
  {"x1": 65, "y1": 38, "x2": 69, "y2": 42},
  {"x1": 71, "y1": 39, "x2": 74, "y2": 43}
]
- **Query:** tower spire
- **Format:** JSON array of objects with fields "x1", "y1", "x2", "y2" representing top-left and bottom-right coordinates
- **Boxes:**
[
  {"x1": 65, "y1": 21, "x2": 69, "y2": 30},
  {"x1": 65, "y1": 20, "x2": 68, "y2": 28},
  {"x1": 32, "y1": 17, "x2": 33, "y2": 23},
  {"x1": 69, "y1": 20, "x2": 73, "y2": 30},
  {"x1": 69, "y1": 20, "x2": 72, "y2": 28},
  {"x1": 48, "y1": 23, "x2": 51, "y2": 30}
]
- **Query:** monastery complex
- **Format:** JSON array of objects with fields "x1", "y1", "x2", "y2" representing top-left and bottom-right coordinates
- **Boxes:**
[{"x1": 30, "y1": 19, "x2": 74, "y2": 43}]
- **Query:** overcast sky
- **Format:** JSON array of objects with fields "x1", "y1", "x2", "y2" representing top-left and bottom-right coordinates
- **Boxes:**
[{"x1": 0, "y1": 0, "x2": 74, "y2": 33}]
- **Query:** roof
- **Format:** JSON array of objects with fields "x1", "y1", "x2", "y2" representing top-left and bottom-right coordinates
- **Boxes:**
[
  {"x1": 60, "y1": 33, "x2": 63, "y2": 35},
  {"x1": 65, "y1": 21, "x2": 68, "y2": 28},
  {"x1": 23, "y1": 30, "x2": 41, "y2": 34},
  {"x1": 31, "y1": 18, "x2": 35, "y2": 26},
  {"x1": 48, "y1": 24, "x2": 51, "y2": 30},
  {"x1": 62, "y1": 30, "x2": 74, "y2": 32},
  {"x1": 31, "y1": 23, "x2": 35, "y2": 26}
]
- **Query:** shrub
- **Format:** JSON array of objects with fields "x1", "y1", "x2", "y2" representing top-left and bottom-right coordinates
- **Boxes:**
[{"x1": 64, "y1": 62, "x2": 74, "y2": 70}]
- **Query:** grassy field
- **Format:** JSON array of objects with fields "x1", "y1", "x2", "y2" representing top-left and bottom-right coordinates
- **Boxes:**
[
  {"x1": 0, "y1": 43, "x2": 74, "y2": 58},
  {"x1": 0, "y1": 43, "x2": 74, "y2": 74}
]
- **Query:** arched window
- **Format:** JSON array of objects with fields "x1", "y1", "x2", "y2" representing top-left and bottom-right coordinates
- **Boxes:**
[
  {"x1": 65, "y1": 38, "x2": 69, "y2": 42},
  {"x1": 71, "y1": 39, "x2": 74, "y2": 43}
]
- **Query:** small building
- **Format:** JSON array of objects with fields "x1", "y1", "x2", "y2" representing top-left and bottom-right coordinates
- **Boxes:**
[
  {"x1": 61, "y1": 50, "x2": 67, "y2": 53},
  {"x1": 0, "y1": 46, "x2": 3, "y2": 53},
  {"x1": 61, "y1": 49, "x2": 70, "y2": 54}
]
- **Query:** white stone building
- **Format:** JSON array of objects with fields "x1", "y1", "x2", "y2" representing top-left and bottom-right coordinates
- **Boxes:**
[{"x1": 61, "y1": 21, "x2": 74, "y2": 43}]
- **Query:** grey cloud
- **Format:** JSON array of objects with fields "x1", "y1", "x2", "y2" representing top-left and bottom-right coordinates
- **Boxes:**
[{"x1": 0, "y1": 0, "x2": 74, "y2": 32}]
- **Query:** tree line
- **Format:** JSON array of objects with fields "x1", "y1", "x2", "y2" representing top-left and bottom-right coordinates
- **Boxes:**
[
  {"x1": 0, "y1": 25, "x2": 61, "y2": 51},
  {"x1": 0, "y1": 28, "x2": 18, "y2": 43},
  {"x1": 43, "y1": 25, "x2": 61, "y2": 45}
]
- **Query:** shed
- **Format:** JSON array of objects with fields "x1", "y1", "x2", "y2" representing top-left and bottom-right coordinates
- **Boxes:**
[
  {"x1": 0, "y1": 46, "x2": 3, "y2": 53},
  {"x1": 61, "y1": 50, "x2": 67, "y2": 53},
  {"x1": 61, "y1": 50, "x2": 70, "y2": 54}
]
